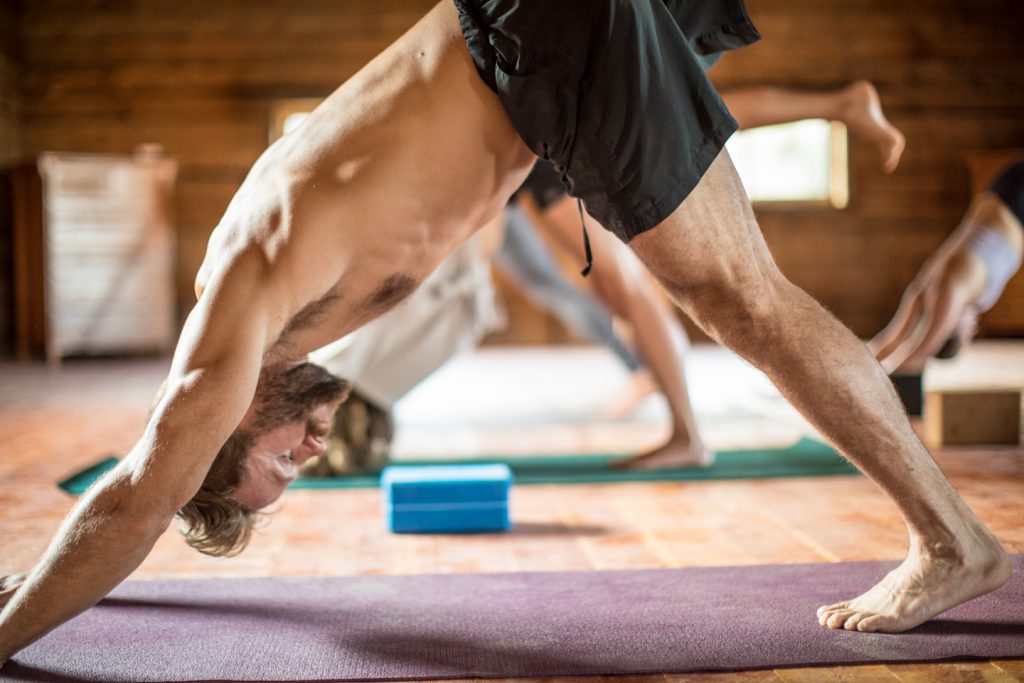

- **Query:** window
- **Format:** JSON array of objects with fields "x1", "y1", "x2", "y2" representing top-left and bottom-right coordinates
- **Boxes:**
[{"x1": 725, "y1": 119, "x2": 849, "y2": 209}]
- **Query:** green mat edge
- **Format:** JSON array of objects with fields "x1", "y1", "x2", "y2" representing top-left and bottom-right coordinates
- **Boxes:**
[{"x1": 58, "y1": 437, "x2": 856, "y2": 495}]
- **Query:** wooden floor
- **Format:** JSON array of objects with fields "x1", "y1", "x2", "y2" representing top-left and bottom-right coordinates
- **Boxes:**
[{"x1": 0, "y1": 343, "x2": 1023, "y2": 682}]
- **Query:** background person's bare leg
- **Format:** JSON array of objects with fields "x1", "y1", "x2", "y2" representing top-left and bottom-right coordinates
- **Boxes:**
[
  {"x1": 722, "y1": 80, "x2": 905, "y2": 173},
  {"x1": 629, "y1": 149, "x2": 1009, "y2": 633},
  {"x1": 525, "y1": 195, "x2": 710, "y2": 467}
]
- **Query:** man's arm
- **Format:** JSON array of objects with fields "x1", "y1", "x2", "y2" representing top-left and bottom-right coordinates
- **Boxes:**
[
  {"x1": 868, "y1": 286, "x2": 926, "y2": 362},
  {"x1": 0, "y1": 252, "x2": 277, "y2": 664},
  {"x1": 880, "y1": 256, "x2": 980, "y2": 374}
]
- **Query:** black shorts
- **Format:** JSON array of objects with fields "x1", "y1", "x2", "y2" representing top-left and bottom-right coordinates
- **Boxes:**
[
  {"x1": 989, "y1": 159, "x2": 1024, "y2": 226},
  {"x1": 454, "y1": 0, "x2": 760, "y2": 242},
  {"x1": 515, "y1": 160, "x2": 565, "y2": 211}
]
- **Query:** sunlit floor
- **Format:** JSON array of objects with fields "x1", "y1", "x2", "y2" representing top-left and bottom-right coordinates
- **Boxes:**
[
  {"x1": 0, "y1": 341, "x2": 1022, "y2": 681},
  {"x1": 392, "y1": 343, "x2": 814, "y2": 459}
]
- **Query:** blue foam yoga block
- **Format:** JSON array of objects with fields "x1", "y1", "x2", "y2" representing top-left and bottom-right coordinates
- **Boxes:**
[{"x1": 381, "y1": 463, "x2": 513, "y2": 533}]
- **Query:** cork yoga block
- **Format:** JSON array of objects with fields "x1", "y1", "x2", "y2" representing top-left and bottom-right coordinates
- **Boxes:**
[{"x1": 924, "y1": 390, "x2": 1022, "y2": 447}]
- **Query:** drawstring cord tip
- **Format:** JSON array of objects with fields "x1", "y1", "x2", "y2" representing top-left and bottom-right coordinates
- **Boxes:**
[{"x1": 578, "y1": 198, "x2": 593, "y2": 277}]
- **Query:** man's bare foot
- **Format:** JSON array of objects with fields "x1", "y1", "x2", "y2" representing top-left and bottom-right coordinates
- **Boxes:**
[
  {"x1": 841, "y1": 80, "x2": 906, "y2": 174},
  {"x1": 612, "y1": 438, "x2": 714, "y2": 470},
  {"x1": 0, "y1": 574, "x2": 26, "y2": 608},
  {"x1": 601, "y1": 369, "x2": 659, "y2": 420},
  {"x1": 817, "y1": 521, "x2": 1010, "y2": 633}
]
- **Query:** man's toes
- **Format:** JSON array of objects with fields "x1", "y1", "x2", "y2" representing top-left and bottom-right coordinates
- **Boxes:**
[
  {"x1": 856, "y1": 615, "x2": 884, "y2": 633},
  {"x1": 825, "y1": 609, "x2": 856, "y2": 629},
  {"x1": 843, "y1": 612, "x2": 868, "y2": 631},
  {"x1": 817, "y1": 601, "x2": 848, "y2": 618},
  {"x1": 817, "y1": 607, "x2": 846, "y2": 626}
]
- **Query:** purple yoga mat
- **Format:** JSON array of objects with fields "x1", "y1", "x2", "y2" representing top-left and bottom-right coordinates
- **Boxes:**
[{"x1": 7, "y1": 556, "x2": 1024, "y2": 682}]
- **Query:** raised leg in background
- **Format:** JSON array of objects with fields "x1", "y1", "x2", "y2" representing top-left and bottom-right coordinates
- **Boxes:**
[{"x1": 629, "y1": 149, "x2": 1009, "y2": 633}]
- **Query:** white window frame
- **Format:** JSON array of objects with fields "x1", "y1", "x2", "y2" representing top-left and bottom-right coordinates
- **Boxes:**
[{"x1": 726, "y1": 120, "x2": 849, "y2": 210}]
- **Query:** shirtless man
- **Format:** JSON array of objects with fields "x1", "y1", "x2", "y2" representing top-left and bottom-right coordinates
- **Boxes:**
[
  {"x1": 248, "y1": 80, "x2": 910, "y2": 473},
  {"x1": 870, "y1": 159, "x2": 1024, "y2": 372},
  {"x1": 0, "y1": 0, "x2": 1010, "y2": 664},
  {"x1": 308, "y1": 165, "x2": 710, "y2": 476}
]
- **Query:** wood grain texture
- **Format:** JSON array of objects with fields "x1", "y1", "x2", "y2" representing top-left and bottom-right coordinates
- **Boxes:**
[
  {"x1": 2, "y1": 0, "x2": 1023, "y2": 347},
  {"x1": 924, "y1": 390, "x2": 1022, "y2": 447},
  {"x1": 1, "y1": 345, "x2": 1023, "y2": 681},
  {"x1": 714, "y1": 0, "x2": 1024, "y2": 337},
  {"x1": 0, "y1": 1, "x2": 22, "y2": 359}
]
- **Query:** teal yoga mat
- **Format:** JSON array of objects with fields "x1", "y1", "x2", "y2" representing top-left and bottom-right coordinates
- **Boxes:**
[{"x1": 57, "y1": 437, "x2": 855, "y2": 494}]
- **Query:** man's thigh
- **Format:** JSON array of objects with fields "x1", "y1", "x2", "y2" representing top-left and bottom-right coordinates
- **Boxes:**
[
  {"x1": 456, "y1": 0, "x2": 755, "y2": 243},
  {"x1": 628, "y1": 148, "x2": 779, "y2": 297}
]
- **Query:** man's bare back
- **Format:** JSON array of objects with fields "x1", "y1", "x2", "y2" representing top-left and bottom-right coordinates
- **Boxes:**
[{"x1": 197, "y1": 2, "x2": 535, "y2": 364}]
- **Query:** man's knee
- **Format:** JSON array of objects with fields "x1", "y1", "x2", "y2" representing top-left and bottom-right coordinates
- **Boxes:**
[{"x1": 679, "y1": 272, "x2": 790, "y2": 348}]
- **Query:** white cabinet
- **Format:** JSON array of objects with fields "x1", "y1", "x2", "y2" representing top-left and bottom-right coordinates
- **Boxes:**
[{"x1": 37, "y1": 148, "x2": 178, "y2": 363}]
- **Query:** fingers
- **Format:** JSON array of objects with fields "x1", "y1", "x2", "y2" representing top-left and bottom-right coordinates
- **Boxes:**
[{"x1": 0, "y1": 574, "x2": 27, "y2": 607}]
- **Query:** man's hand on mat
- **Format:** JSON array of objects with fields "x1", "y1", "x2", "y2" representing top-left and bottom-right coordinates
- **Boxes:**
[
  {"x1": 0, "y1": 572, "x2": 26, "y2": 664},
  {"x1": 611, "y1": 437, "x2": 714, "y2": 471},
  {"x1": 0, "y1": 575, "x2": 26, "y2": 609}
]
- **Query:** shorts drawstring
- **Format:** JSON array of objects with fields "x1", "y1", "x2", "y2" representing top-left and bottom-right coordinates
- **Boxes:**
[{"x1": 578, "y1": 198, "x2": 593, "y2": 277}]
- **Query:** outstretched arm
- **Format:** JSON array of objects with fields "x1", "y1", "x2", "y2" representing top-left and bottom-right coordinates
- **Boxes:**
[
  {"x1": 871, "y1": 197, "x2": 997, "y2": 367},
  {"x1": 869, "y1": 286, "x2": 926, "y2": 362},
  {"x1": 0, "y1": 252, "x2": 277, "y2": 665},
  {"x1": 879, "y1": 255, "x2": 982, "y2": 374}
]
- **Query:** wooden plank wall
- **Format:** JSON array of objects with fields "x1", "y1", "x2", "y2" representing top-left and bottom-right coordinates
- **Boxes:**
[
  {"x1": 11, "y1": 0, "x2": 436, "y2": 335},
  {"x1": 3, "y1": 0, "x2": 1024, "y2": 352},
  {"x1": 0, "y1": 2, "x2": 20, "y2": 167},
  {"x1": 0, "y1": 0, "x2": 23, "y2": 357},
  {"x1": 712, "y1": 0, "x2": 1024, "y2": 336}
]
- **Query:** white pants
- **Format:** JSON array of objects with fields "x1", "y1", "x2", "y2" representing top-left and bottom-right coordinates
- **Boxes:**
[{"x1": 309, "y1": 236, "x2": 503, "y2": 409}]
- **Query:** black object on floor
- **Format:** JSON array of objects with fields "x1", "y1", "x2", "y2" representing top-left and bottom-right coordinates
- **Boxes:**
[{"x1": 891, "y1": 373, "x2": 923, "y2": 416}]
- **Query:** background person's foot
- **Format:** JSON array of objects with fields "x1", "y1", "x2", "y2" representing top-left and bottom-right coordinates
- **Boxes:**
[
  {"x1": 612, "y1": 439, "x2": 714, "y2": 470},
  {"x1": 842, "y1": 80, "x2": 906, "y2": 174}
]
